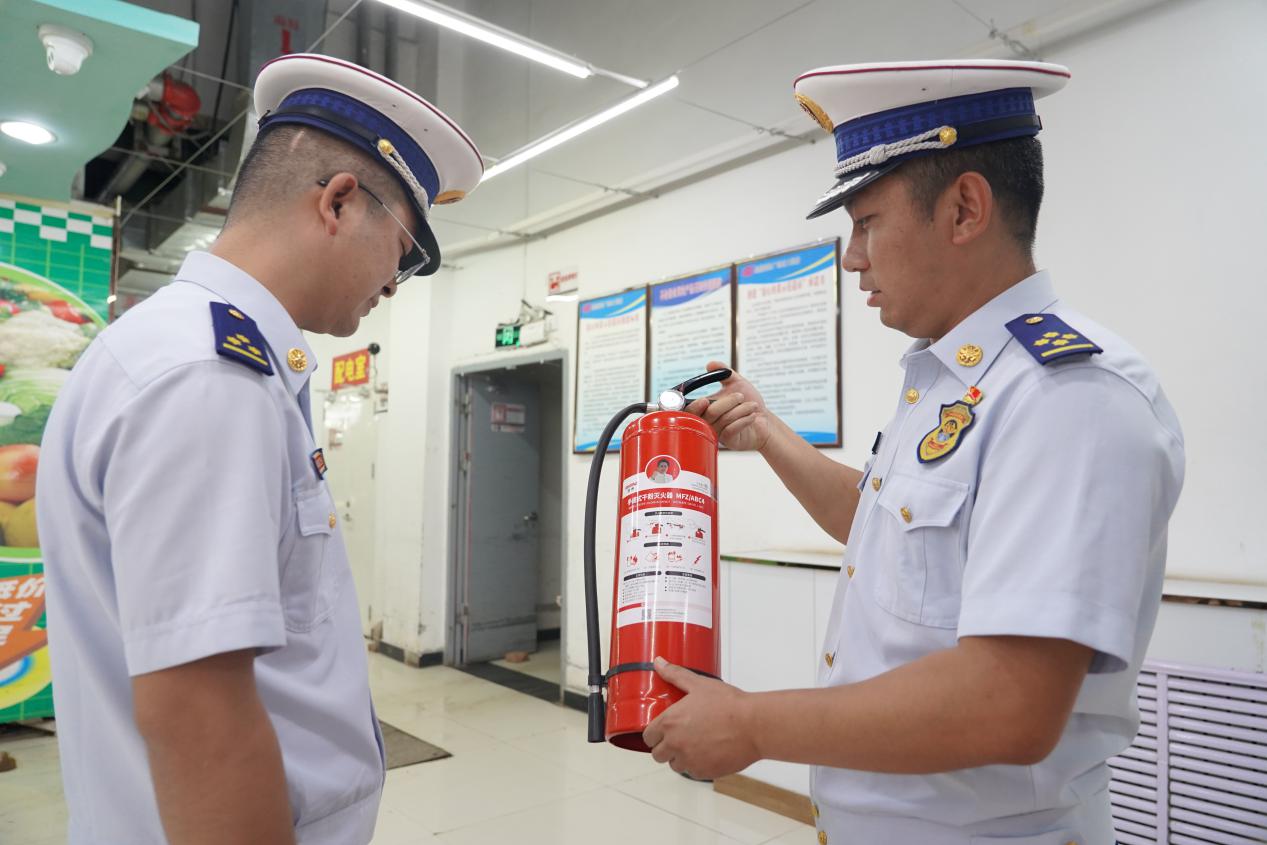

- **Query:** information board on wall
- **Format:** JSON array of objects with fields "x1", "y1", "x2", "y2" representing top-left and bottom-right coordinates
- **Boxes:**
[
  {"x1": 735, "y1": 240, "x2": 841, "y2": 446},
  {"x1": 648, "y1": 266, "x2": 733, "y2": 397},
  {"x1": 573, "y1": 288, "x2": 648, "y2": 452}
]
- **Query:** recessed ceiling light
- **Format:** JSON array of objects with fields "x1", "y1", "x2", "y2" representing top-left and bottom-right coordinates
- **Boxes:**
[{"x1": 1, "y1": 121, "x2": 56, "y2": 145}]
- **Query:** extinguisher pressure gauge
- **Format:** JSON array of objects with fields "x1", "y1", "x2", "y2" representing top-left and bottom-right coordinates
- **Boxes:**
[{"x1": 658, "y1": 389, "x2": 687, "y2": 412}]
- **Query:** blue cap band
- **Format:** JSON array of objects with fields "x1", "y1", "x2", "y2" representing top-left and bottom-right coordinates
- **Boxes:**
[
  {"x1": 259, "y1": 87, "x2": 441, "y2": 206},
  {"x1": 834, "y1": 87, "x2": 1039, "y2": 164}
]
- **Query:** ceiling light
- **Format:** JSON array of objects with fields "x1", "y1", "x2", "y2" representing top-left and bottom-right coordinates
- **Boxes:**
[
  {"x1": 1, "y1": 121, "x2": 55, "y2": 145},
  {"x1": 374, "y1": 0, "x2": 592, "y2": 79},
  {"x1": 481, "y1": 76, "x2": 679, "y2": 182}
]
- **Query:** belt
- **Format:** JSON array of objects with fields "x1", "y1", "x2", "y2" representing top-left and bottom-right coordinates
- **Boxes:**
[{"x1": 813, "y1": 788, "x2": 1116, "y2": 845}]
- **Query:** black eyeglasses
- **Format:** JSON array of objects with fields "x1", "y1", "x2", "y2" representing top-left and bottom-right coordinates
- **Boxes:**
[{"x1": 317, "y1": 179, "x2": 429, "y2": 286}]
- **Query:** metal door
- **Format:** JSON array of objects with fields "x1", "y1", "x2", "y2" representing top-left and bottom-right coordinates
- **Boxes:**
[{"x1": 457, "y1": 373, "x2": 541, "y2": 662}]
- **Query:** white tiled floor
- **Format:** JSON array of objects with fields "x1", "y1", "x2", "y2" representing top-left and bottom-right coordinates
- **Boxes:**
[{"x1": 0, "y1": 653, "x2": 813, "y2": 844}]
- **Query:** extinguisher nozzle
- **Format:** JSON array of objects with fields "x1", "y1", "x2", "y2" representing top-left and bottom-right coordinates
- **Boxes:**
[{"x1": 586, "y1": 691, "x2": 607, "y2": 743}]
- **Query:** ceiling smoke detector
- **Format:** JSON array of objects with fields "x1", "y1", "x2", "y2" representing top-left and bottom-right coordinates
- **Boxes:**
[{"x1": 38, "y1": 24, "x2": 94, "y2": 76}]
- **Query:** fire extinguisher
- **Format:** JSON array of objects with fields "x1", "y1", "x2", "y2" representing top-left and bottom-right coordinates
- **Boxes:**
[{"x1": 584, "y1": 369, "x2": 731, "y2": 749}]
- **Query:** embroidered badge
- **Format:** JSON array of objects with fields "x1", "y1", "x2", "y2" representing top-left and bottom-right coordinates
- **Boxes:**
[
  {"x1": 311, "y1": 449, "x2": 328, "y2": 480},
  {"x1": 210, "y1": 302, "x2": 273, "y2": 375},
  {"x1": 917, "y1": 387, "x2": 983, "y2": 464},
  {"x1": 1005, "y1": 313, "x2": 1102, "y2": 365}
]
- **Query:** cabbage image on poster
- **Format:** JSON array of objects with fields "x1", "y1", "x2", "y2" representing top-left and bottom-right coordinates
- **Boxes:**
[{"x1": 0, "y1": 196, "x2": 111, "y2": 722}]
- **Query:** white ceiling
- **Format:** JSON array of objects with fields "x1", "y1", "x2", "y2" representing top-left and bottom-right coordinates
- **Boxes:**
[
  {"x1": 120, "y1": 0, "x2": 1159, "y2": 269},
  {"x1": 415, "y1": 0, "x2": 1150, "y2": 253}
]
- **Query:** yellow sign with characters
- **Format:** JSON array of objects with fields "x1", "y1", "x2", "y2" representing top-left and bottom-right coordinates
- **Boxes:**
[{"x1": 331, "y1": 348, "x2": 371, "y2": 390}]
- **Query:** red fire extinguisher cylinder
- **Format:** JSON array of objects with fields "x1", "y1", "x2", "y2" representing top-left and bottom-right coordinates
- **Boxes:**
[
  {"x1": 604, "y1": 411, "x2": 720, "y2": 750},
  {"x1": 583, "y1": 369, "x2": 730, "y2": 751}
]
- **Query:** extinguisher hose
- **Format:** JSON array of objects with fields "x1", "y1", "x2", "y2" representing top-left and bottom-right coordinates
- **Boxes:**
[{"x1": 584, "y1": 401, "x2": 650, "y2": 743}]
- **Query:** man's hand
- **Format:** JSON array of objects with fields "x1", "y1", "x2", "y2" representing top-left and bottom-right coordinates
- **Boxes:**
[
  {"x1": 684, "y1": 361, "x2": 862, "y2": 542},
  {"x1": 683, "y1": 361, "x2": 771, "y2": 452},
  {"x1": 670, "y1": 636, "x2": 1094, "y2": 776},
  {"x1": 641, "y1": 657, "x2": 761, "y2": 780}
]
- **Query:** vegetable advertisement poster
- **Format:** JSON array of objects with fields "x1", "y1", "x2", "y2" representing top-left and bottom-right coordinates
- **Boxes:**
[{"x1": 0, "y1": 195, "x2": 112, "y2": 722}]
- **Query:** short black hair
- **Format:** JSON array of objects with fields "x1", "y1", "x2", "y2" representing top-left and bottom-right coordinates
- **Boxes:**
[
  {"x1": 897, "y1": 136, "x2": 1044, "y2": 252},
  {"x1": 226, "y1": 125, "x2": 407, "y2": 226}
]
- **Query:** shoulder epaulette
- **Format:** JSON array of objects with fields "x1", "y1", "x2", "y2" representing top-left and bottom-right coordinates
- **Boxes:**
[
  {"x1": 1005, "y1": 313, "x2": 1102, "y2": 365},
  {"x1": 210, "y1": 302, "x2": 274, "y2": 375}
]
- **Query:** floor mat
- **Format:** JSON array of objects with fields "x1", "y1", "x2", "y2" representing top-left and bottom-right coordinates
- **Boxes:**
[{"x1": 379, "y1": 721, "x2": 452, "y2": 770}]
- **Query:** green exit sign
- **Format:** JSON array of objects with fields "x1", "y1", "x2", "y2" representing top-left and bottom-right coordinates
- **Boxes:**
[{"x1": 495, "y1": 324, "x2": 520, "y2": 348}]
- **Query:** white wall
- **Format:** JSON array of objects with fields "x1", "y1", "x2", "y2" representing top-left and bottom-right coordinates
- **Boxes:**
[
  {"x1": 307, "y1": 280, "x2": 441, "y2": 656},
  {"x1": 1033, "y1": 0, "x2": 1267, "y2": 585},
  {"x1": 315, "y1": 0, "x2": 1267, "y2": 689}
]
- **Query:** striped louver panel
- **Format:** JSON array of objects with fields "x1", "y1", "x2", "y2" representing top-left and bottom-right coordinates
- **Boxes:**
[
  {"x1": 1110, "y1": 661, "x2": 1267, "y2": 845},
  {"x1": 1111, "y1": 668, "x2": 1163, "y2": 844}
]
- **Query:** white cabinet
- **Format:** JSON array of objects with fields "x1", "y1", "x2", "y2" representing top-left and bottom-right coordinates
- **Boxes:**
[{"x1": 721, "y1": 558, "x2": 842, "y2": 796}]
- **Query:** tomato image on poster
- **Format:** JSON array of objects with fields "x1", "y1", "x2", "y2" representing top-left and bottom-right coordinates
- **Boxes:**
[{"x1": 0, "y1": 196, "x2": 112, "y2": 722}]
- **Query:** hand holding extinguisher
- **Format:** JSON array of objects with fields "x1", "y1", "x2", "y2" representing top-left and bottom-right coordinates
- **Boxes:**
[
  {"x1": 584, "y1": 369, "x2": 732, "y2": 748},
  {"x1": 682, "y1": 362, "x2": 773, "y2": 452}
]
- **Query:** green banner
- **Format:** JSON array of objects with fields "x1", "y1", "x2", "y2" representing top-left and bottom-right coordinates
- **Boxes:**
[{"x1": 0, "y1": 194, "x2": 111, "y2": 722}]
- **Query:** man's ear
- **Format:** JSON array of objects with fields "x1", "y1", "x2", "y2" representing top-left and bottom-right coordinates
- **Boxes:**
[
  {"x1": 947, "y1": 171, "x2": 994, "y2": 247},
  {"x1": 317, "y1": 172, "x2": 359, "y2": 236}
]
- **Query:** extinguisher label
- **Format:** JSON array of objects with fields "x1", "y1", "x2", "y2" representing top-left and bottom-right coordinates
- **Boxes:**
[
  {"x1": 616, "y1": 472, "x2": 715, "y2": 630},
  {"x1": 622, "y1": 467, "x2": 712, "y2": 500}
]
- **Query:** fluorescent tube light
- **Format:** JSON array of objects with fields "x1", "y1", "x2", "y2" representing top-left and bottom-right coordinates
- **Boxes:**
[
  {"x1": 482, "y1": 76, "x2": 679, "y2": 182},
  {"x1": 375, "y1": 0, "x2": 592, "y2": 79}
]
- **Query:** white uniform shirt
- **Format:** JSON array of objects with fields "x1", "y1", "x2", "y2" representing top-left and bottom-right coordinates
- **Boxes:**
[
  {"x1": 38, "y1": 252, "x2": 385, "y2": 844},
  {"x1": 811, "y1": 271, "x2": 1184, "y2": 844}
]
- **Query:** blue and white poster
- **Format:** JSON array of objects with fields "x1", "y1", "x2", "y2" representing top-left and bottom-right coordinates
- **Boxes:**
[
  {"x1": 735, "y1": 240, "x2": 841, "y2": 446},
  {"x1": 574, "y1": 288, "x2": 648, "y2": 452},
  {"x1": 649, "y1": 267, "x2": 732, "y2": 396}
]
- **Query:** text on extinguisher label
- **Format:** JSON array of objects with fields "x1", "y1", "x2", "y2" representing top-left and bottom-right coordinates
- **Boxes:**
[{"x1": 616, "y1": 471, "x2": 715, "y2": 630}]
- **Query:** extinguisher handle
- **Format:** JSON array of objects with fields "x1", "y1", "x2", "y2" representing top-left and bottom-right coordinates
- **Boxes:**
[{"x1": 672, "y1": 368, "x2": 733, "y2": 398}]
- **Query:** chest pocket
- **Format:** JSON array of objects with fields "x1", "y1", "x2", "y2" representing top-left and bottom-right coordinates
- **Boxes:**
[
  {"x1": 281, "y1": 483, "x2": 344, "y2": 633},
  {"x1": 869, "y1": 471, "x2": 971, "y2": 628}
]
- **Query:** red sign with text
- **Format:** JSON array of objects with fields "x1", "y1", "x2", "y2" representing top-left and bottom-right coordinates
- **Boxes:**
[
  {"x1": 331, "y1": 349, "x2": 371, "y2": 390},
  {"x1": 0, "y1": 574, "x2": 47, "y2": 670}
]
